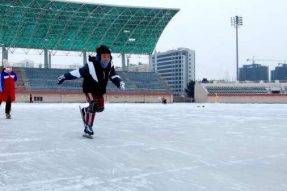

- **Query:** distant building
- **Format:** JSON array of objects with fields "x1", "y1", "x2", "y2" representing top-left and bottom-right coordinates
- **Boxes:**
[
  {"x1": 239, "y1": 63, "x2": 269, "y2": 81},
  {"x1": 271, "y1": 64, "x2": 287, "y2": 81},
  {"x1": 116, "y1": 63, "x2": 149, "y2": 72},
  {"x1": 152, "y1": 48, "x2": 195, "y2": 96},
  {"x1": 127, "y1": 63, "x2": 149, "y2": 72},
  {"x1": 13, "y1": 59, "x2": 35, "y2": 68}
]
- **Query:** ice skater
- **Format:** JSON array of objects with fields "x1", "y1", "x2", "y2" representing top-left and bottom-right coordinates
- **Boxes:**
[
  {"x1": 0, "y1": 60, "x2": 17, "y2": 119},
  {"x1": 57, "y1": 45, "x2": 125, "y2": 137}
]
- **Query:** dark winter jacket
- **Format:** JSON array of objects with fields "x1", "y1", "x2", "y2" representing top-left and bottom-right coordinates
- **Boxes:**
[{"x1": 63, "y1": 56, "x2": 122, "y2": 95}]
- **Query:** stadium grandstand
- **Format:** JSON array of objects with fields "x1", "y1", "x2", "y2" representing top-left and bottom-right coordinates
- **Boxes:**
[
  {"x1": 0, "y1": 0, "x2": 179, "y2": 103},
  {"x1": 195, "y1": 81, "x2": 287, "y2": 103}
]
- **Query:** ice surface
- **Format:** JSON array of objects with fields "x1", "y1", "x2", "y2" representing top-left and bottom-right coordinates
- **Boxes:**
[{"x1": 0, "y1": 103, "x2": 287, "y2": 191}]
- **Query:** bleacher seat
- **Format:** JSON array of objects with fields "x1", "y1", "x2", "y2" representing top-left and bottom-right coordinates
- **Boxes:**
[
  {"x1": 20, "y1": 68, "x2": 171, "y2": 93},
  {"x1": 206, "y1": 86, "x2": 268, "y2": 94}
]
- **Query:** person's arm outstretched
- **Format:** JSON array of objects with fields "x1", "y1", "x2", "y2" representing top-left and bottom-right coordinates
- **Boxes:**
[
  {"x1": 57, "y1": 64, "x2": 89, "y2": 84},
  {"x1": 109, "y1": 65, "x2": 125, "y2": 90}
]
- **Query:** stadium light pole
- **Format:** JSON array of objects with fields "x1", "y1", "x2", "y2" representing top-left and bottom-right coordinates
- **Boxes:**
[
  {"x1": 1, "y1": 44, "x2": 8, "y2": 67},
  {"x1": 231, "y1": 16, "x2": 243, "y2": 81}
]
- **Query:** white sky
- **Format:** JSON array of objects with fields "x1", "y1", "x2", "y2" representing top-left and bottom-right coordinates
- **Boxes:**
[{"x1": 5, "y1": 0, "x2": 287, "y2": 80}]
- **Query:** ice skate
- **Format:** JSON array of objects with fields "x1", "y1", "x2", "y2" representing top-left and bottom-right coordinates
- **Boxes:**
[
  {"x1": 84, "y1": 125, "x2": 94, "y2": 135},
  {"x1": 83, "y1": 125, "x2": 94, "y2": 139},
  {"x1": 6, "y1": 113, "x2": 11, "y2": 119},
  {"x1": 79, "y1": 106, "x2": 93, "y2": 139},
  {"x1": 80, "y1": 107, "x2": 86, "y2": 123}
]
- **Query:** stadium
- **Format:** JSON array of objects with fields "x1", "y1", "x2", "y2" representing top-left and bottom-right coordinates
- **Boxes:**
[
  {"x1": 195, "y1": 81, "x2": 287, "y2": 103},
  {"x1": 1, "y1": 0, "x2": 178, "y2": 103},
  {"x1": 1, "y1": 1, "x2": 287, "y2": 103}
]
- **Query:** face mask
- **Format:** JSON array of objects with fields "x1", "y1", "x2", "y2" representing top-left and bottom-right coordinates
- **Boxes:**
[{"x1": 100, "y1": 60, "x2": 110, "y2": 68}]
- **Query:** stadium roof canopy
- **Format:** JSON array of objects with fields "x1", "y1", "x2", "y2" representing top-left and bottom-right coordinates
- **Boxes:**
[{"x1": 0, "y1": 0, "x2": 179, "y2": 54}]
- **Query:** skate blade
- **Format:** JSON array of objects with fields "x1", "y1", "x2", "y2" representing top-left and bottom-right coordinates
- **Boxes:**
[{"x1": 82, "y1": 133, "x2": 94, "y2": 139}]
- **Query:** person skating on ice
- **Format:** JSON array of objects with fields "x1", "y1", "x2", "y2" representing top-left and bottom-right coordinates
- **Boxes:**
[{"x1": 57, "y1": 45, "x2": 125, "y2": 136}]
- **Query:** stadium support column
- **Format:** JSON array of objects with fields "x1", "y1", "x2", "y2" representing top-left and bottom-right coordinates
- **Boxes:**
[
  {"x1": 2, "y1": 46, "x2": 8, "y2": 66},
  {"x1": 127, "y1": 56, "x2": 130, "y2": 71},
  {"x1": 150, "y1": 50, "x2": 157, "y2": 72},
  {"x1": 148, "y1": 54, "x2": 153, "y2": 72},
  {"x1": 121, "y1": 53, "x2": 126, "y2": 71},
  {"x1": 44, "y1": 48, "x2": 49, "y2": 68},
  {"x1": 48, "y1": 51, "x2": 52, "y2": 68},
  {"x1": 83, "y1": 51, "x2": 87, "y2": 66}
]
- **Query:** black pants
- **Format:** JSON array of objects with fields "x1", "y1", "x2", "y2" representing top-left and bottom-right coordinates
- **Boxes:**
[{"x1": 0, "y1": 96, "x2": 12, "y2": 114}]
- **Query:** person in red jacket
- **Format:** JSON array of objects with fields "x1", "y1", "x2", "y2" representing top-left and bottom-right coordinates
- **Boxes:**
[
  {"x1": 0, "y1": 62, "x2": 17, "y2": 119},
  {"x1": 0, "y1": 67, "x2": 2, "y2": 102}
]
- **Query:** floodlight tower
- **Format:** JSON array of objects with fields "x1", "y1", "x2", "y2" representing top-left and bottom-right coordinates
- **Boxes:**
[{"x1": 231, "y1": 16, "x2": 243, "y2": 81}]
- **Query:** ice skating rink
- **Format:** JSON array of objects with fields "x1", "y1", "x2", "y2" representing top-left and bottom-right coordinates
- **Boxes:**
[{"x1": 0, "y1": 103, "x2": 287, "y2": 191}]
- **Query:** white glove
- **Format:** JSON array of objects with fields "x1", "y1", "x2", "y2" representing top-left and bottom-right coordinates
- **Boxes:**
[
  {"x1": 57, "y1": 75, "x2": 66, "y2": 84},
  {"x1": 120, "y1": 81, "x2": 125, "y2": 90}
]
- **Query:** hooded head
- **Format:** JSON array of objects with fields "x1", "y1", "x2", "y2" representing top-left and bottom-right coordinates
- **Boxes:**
[
  {"x1": 2, "y1": 59, "x2": 12, "y2": 73},
  {"x1": 96, "y1": 45, "x2": 111, "y2": 68}
]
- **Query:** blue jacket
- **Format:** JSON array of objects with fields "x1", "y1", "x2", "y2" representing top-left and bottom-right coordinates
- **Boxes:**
[
  {"x1": 1, "y1": 69, "x2": 18, "y2": 92},
  {"x1": 0, "y1": 72, "x2": 2, "y2": 92}
]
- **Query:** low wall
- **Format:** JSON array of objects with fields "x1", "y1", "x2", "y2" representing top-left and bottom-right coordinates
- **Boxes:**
[
  {"x1": 194, "y1": 83, "x2": 208, "y2": 102},
  {"x1": 195, "y1": 82, "x2": 287, "y2": 103},
  {"x1": 208, "y1": 93, "x2": 287, "y2": 103},
  {"x1": 15, "y1": 90, "x2": 173, "y2": 103}
]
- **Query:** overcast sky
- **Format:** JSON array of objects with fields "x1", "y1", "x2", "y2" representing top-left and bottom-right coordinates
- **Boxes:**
[{"x1": 6, "y1": 0, "x2": 287, "y2": 80}]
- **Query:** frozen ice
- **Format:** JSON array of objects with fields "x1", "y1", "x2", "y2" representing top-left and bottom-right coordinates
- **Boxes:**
[{"x1": 0, "y1": 103, "x2": 287, "y2": 191}]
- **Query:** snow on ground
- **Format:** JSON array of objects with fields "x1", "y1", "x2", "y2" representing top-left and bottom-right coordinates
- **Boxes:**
[{"x1": 0, "y1": 103, "x2": 287, "y2": 191}]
